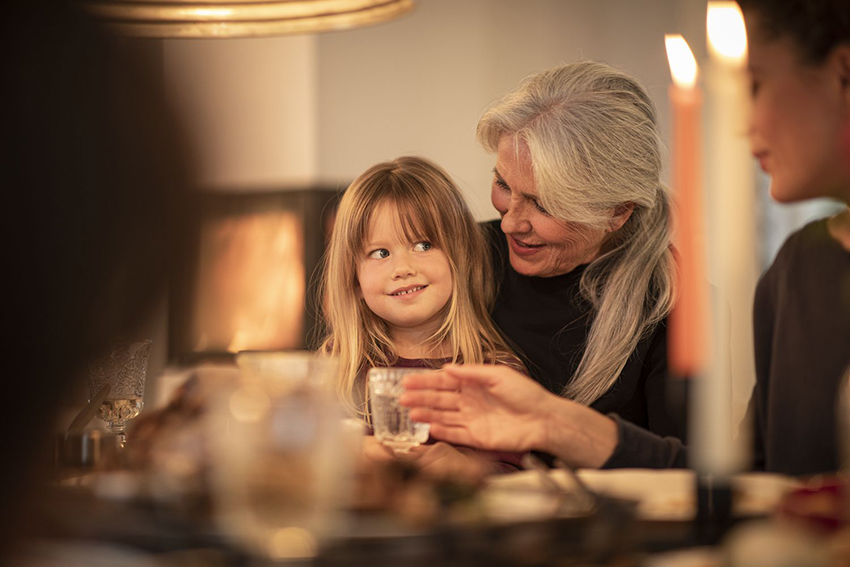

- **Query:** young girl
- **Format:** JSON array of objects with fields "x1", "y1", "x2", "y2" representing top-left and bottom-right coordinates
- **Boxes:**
[{"x1": 319, "y1": 155, "x2": 522, "y2": 419}]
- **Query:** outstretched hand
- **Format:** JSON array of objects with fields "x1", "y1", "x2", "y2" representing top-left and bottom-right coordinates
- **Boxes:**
[
  {"x1": 361, "y1": 436, "x2": 490, "y2": 484},
  {"x1": 399, "y1": 364, "x2": 555, "y2": 453}
]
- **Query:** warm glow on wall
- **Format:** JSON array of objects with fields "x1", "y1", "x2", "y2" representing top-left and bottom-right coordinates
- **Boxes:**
[{"x1": 192, "y1": 209, "x2": 306, "y2": 353}]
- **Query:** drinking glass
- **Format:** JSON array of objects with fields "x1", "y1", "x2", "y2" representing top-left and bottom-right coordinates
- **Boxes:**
[
  {"x1": 368, "y1": 367, "x2": 431, "y2": 454},
  {"x1": 86, "y1": 340, "x2": 151, "y2": 448},
  {"x1": 209, "y1": 351, "x2": 359, "y2": 560}
]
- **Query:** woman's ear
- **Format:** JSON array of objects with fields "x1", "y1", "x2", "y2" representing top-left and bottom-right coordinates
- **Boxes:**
[{"x1": 608, "y1": 202, "x2": 636, "y2": 232}]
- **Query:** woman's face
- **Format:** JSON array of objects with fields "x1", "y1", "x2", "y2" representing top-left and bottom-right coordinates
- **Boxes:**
[
  {"x1": 491, "y1": 136, "x2": 609, "y2": 278},
  {"x1": 746, "y1": 13, "x2": 850, "y2": 202}
]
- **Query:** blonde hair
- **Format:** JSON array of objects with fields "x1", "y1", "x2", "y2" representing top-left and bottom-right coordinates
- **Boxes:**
[
  {"x1": 320, "y1": 156, "x2": 520, "y2": 417},
  {"x1": 477, "y1": 61, "x2": 676, "y2": 406}
]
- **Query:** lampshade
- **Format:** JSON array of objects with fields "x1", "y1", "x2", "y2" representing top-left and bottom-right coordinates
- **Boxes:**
[{"x1": 79, "y1": 0, "x2": 415, "y2": 38}]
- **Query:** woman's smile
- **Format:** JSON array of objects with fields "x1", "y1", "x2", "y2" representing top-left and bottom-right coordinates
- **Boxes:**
[
  {"x1": 507, "y1": 235, "x2": 544, "y2": 256},
  {"x1": 492, "y1": 137, "x2": 610, "y2": 277}
]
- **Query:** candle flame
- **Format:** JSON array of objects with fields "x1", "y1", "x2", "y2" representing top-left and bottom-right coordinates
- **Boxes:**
[
  {"x1": 665, "y1": 34, "x2": 698, "y2": 88},
  {"x1": 707, "y1": 1, "x2": 747, "y2": 64}
]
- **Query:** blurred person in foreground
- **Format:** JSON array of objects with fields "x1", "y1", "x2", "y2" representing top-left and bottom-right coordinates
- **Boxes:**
[
  {"x1": 2, "y1": 0, "x2": 196, "y2": 560},
  {"x1": 736, "y1": 0, "x2": 850, "y2": 476},
  {"x1": 402, "y1": 0, "x2": 850, "y2": 477}
]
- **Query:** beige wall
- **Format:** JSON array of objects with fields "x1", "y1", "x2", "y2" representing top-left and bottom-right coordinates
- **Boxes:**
[
  {"x1": 164, "y1": 35, "x2": 319, "y2": 189},
  {"x1": 317, "y1": 0, "x2": 706, "y2": 219},
  {"x1": 162, "y1": 0, "x2": 707, "y2": 213}
]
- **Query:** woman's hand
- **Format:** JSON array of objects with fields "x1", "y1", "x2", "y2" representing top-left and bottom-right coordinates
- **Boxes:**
[
  {"x1": 362, "y1": 436, "x2": 490, "y2": 484},
  {"x1": 410, "y1": 442, "x2": 491, "y2": 483},
  {"x1": 400, "y1": 363, "x2": 619, "y2": 469},
  {"x1": 399, "y1": 364, "x2": 554, "y2": 453}
]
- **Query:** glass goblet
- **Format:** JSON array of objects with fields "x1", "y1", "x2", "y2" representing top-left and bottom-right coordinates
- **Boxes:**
[{"x1": 86, "y1": 340, "x2": 151, "y2": 448}]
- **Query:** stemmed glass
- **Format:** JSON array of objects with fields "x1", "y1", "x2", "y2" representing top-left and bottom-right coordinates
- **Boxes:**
[
  {"x1": 86, "y1": 340, "x2": 151, "y2": 448},
  {"x1": 368, "y1": 367, "x2": 431, "y2": 455}
]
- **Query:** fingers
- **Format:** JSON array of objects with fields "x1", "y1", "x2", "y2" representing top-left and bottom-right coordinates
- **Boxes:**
[
  {"x1": 441, "y1": 363, "x2": 517, "y2": 387},
  {"x1": 403, "y1": 363, "x2": 521, "y2": 394},
  {"x1": 362, "y1": 436, "x2": 397, "y2": 462},
  {"x1": 403, "y1": 364, "x2": 524, "y2": 394},
  {"x1": 399, "y1": 390, "x2": 459, "y2": 410},
  {"x1": 409, "y1": 407, "x2": 467, "y2": 427},
  {"x1": 424, "y1": 423, "x2": 474, "y2": 447},
  {"x1": 402, "y1": 370, "x2": 461, "y2": 391},
  {"x1": 413, "y1": 442, "x2": 487, "y2": 484}
]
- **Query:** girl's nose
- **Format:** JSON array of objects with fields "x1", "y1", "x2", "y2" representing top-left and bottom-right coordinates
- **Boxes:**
[{"x1": 392, "y1": 255, "x2": 416, "y2": 278}]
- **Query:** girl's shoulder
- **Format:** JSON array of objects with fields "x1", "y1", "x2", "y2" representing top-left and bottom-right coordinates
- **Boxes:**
[
  {"x1": 827, "y1": 209, "x2": 850, "y2": 252},
  {"x1": 490, "y1": 351, "x2": 528, "y2": 375}
]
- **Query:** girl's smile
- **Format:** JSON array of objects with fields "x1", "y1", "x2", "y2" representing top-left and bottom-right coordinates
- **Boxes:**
[{"x1": 389, "y1": 284, "x2": 428, "y2": 297}]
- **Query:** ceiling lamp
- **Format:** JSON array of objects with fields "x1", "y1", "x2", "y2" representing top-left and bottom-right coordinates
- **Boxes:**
[{"x1": 79, "y1": 0, "x2": 415, "y2": 38}]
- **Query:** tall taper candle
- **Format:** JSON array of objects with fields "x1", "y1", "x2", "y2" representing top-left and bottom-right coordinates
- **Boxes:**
[
  {"x1": 703, "y1": 0, "x2": 754, "y2": 475},
  {"x1": 666, "y1": 35, "x2": 709, "y2": 380}
]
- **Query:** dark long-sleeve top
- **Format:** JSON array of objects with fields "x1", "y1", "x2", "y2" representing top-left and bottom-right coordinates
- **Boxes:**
[
  {"x1": 749, "y1": 218, "x2": 850, "y2": 476},
  {"x1": 484, "y1": 220, "x2": 687, "y2": 468}
]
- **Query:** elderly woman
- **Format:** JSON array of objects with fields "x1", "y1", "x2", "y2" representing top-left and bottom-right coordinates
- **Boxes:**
[{"x1": 401, "y1": 60, "x2": 686, "y2": 470}]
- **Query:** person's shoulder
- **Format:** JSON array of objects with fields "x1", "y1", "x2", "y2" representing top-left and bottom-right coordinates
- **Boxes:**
[
  {"x1": 758, "y1": 216, "x2": 845, "y2": 302},
  {"x1": 491, "y1": 351, "x2": 529, "y2": 375},
  {"x1": 770, "y1": 217, "x2": 839, "y2": 273},
  {"x1": 826, "y1": 209, "x2": 850, "y2": 251},
  {"x1": 781, "y1": 217, "x2": 833, "y2": 252}
]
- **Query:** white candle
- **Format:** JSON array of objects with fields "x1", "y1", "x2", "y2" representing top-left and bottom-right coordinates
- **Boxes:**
[{"x1": 699, "y1": 0, "x2": 756, "y2": 475}]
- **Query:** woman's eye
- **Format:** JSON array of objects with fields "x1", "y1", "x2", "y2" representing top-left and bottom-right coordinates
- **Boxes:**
[
  {"x1": 494, "y1": 178, "x2": 510, "y2": 191},
  {"x1": 749, "y1": 78, "x2": 761, "y2": 98},
  {"x1": 368, "y1": 248, "x2": 390, "y2": 259},
  {"x1": 533, "y1": 201, "x2": 549, "y2": 215},
  {"x1": 413, "y1": 241, "x2": 432, "y2": 252}
]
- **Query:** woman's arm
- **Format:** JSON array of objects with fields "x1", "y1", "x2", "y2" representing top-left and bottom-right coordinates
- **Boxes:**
[
  {"x1": 401, "y1": 364, "x2": 618, "y2": 469},
  {"x1": 402, "y1": 363, "x2": 691, "y2": 469}
]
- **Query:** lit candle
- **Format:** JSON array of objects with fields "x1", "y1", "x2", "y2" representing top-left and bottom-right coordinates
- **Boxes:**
[
  {"x1": 665, "y1": 34, "x2": 708, "y2": 379},
  {"x1": 703, "y1": 0, "x2": 755, "y2": 475}
]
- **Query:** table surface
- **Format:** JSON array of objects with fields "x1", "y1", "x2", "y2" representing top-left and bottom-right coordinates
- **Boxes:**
[{"x1": 23, "y1": 468, "x2": 806, "y2": 566}]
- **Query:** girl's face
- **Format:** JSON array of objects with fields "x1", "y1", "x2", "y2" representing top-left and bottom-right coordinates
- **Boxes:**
[
  {"x1": 356, "y1": 202, "x2": 453, "y2": 338},
  {"x1": 746, "y1": 13, "x2": 850, "y2": 202}
]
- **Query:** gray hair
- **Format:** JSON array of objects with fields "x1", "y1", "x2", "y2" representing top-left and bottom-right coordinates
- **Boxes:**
[{"x1": 477, "y1": 61, "x2": 676, "y2": 405}]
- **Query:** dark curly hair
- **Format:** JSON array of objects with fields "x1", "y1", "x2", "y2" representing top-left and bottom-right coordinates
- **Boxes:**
[{"x1": 737, "y1": 0, "x2": 850, "y2": 63}]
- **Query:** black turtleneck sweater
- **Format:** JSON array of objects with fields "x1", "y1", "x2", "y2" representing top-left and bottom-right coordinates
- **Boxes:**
[
  {"x1": 484, "y1": 220, "x2": 686, "y2": 468},
  {"x1": 749, "y1": 218, "x2": 850, "y2": 476}
]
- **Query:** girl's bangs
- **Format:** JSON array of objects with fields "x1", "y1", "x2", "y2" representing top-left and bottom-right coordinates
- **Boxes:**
[{"x1": 387, "y1": 195, "x2": 440, "y2": 246}]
